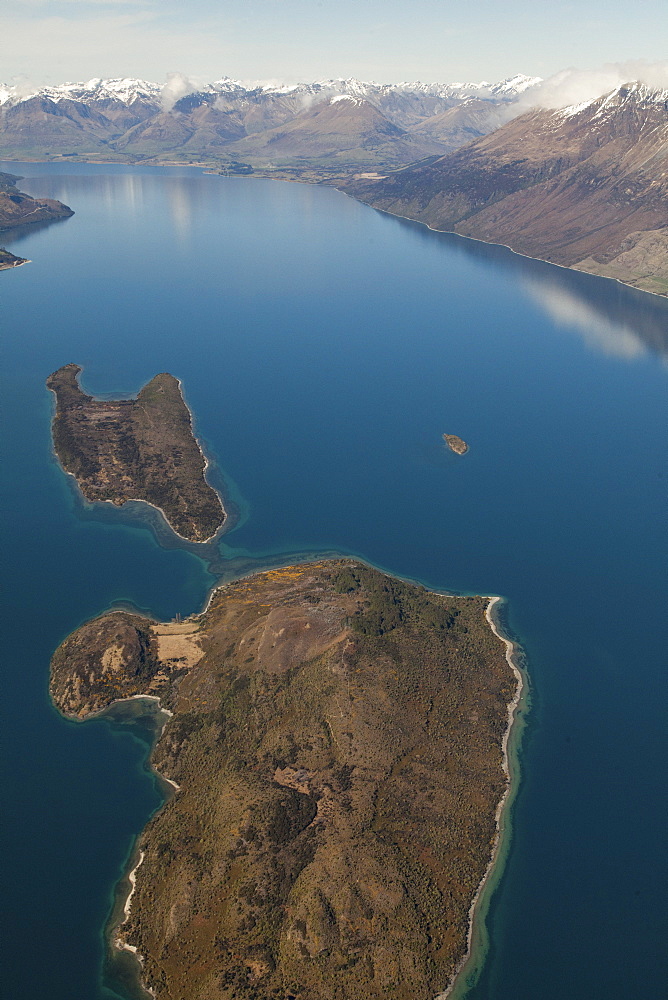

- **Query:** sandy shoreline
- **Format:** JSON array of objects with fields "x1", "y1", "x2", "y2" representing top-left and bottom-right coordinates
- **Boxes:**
[
  {"x1": 113, "y1": 850, "x2": 159, "y2": 999},
  {"x1": 435, "y1": 595, "x2": 526, "y2": 1000}
]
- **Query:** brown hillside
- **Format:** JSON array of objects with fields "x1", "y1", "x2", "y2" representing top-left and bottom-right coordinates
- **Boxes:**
[{"x1": 349, "y1": 83, "x2": 668, "y2": 294}]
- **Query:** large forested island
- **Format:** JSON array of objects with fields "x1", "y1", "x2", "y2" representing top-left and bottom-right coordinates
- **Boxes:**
[
  {"x1": 47, "y1": 364, "x2": 225, "y2": 543},
  {"x1": 50, "y1": 559, "x2": 519, "y2": 1000}
]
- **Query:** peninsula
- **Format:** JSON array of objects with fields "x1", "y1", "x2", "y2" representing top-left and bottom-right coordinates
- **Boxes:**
[
  {"x1": 0, "y1": 170, "x2": 73, "y2": 229},
  {"x1": 47, "y1": 364, "x2": 225, "y2": 543},
  {"x1": 50, "y1": 559, "x2": 519, "y2": 1000},
  {"x1": 443, "y1": 434, "x2": 469, "y2": 455},
  {"x1": 0, "y1": 247, "x2": 28, "y2": 270}
]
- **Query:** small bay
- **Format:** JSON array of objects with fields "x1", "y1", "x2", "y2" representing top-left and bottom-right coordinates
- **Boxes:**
[{"x1": 1, "y1": 163, "x2": 667, "y2": 1000}]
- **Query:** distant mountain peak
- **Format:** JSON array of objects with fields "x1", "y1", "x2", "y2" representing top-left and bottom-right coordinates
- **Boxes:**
[
  {"x1": 330, "y1": 94, "x2": 366, "y2": 106},
  {"x1": 557, "y1": 80, "x2": 668, "y2": 120}
]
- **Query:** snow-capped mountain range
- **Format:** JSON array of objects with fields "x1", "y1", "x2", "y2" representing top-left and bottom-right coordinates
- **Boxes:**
[
  {"x1": 0, "y1": 73, "x2": 542, "y2": 109},
  {"x1": 1, "y1": 73, "x2": 665, "y2": 192},
  {"x1": 0, "y1": 73, "x2": 548, "y2": 169},
  {"x1": 1, "y1": 75, "x2": 665, "y2": 295}
]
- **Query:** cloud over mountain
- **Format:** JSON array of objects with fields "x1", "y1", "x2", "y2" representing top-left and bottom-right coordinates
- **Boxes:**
[{"x1": 527, "y1": 60, "x2": 668, "y2": 110}]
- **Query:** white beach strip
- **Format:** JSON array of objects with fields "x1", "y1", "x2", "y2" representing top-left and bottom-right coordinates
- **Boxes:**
[
  {"x1": 435, "y1": 595, "x2": 525, "y2": 1000},
  {"x1": 86, "y1": 491, "x2": 226, "y2": 545},
  {"x1": 176, "y1": 375, "x2": 228, "y2": 541},
  {"x1": 160, "y1": 775, "x2": 181, "y2": 791},
  {"x1": 114, "y1": 849, "x2": 158, "y2": 1000},
  {"x1": 123, "y1": 850, "x2": 143, "y2": 922}
]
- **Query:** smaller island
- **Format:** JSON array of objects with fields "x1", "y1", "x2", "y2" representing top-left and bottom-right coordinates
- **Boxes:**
[
  {"x1": 443, "y1": 433, "x2": 468, "y2": 455},
  {"x1": 0, "y1": 247, "x2": 29, "y2": 270},
  {"x1": 47, "y1": 364, "x2": 226, "y2": 543}
]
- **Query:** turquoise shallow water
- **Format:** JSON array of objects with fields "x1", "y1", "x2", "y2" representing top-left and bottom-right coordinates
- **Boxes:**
[{"x1": 1, "y1": 163, "x2": 667, "y2": 999}]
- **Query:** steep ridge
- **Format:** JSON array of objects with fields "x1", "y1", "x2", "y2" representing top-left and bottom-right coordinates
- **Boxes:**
[{"x1": 348, "y1": 83, "x2": 668, "y2": 294}]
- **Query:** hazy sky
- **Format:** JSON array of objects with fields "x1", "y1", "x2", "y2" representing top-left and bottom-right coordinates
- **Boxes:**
[{"x1": 2, "y1": 0, "x2": 667, "y2": 86}]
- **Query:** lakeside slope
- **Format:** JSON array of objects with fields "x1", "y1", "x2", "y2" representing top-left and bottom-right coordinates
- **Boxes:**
[
  {"x1": 346, "y1": 83, "x2": 668, "y2": 296},
  {"x1": 50, "y1": 559, "x2": 518, "y2": 1000},
  {"x1": 1, "y1": 170, "x2": 73, "y2": 267}
]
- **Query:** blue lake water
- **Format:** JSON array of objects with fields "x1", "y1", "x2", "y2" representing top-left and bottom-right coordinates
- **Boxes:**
[{"x1": 1, "y1": 162, "x2": 667, "y2": 1000}]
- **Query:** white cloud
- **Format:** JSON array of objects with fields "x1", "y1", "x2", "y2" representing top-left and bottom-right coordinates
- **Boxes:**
[
  {"x1": 4, "y1": 74, "x2": 40, "y2": 100},
  {"x1": 161, "y1": 71, "x2": 197, "y2": 110},
  {"x1": 525, "y1": 60, "x2": 668, "y2": 110},
  {"x1": 16, "y1": 1, "x2": 154, "y2": 6}
]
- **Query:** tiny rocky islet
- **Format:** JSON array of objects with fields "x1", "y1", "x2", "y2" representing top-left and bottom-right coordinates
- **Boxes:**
[
  {"x1": 47, "y1": 369, "x2": 520, "y2": 1000},
  {"x1": 443, "y1": 434, "x2": 469, "y2": 455}
]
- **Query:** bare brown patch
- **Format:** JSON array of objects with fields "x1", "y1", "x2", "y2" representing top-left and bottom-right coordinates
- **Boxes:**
[{"x1": 151, "y1": 622, "x2": 204, "y2": 670}]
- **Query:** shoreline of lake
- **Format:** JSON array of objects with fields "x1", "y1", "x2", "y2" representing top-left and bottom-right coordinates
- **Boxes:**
[{"x1": 438, "y1": 596, "x2": 529, "y2": 999}]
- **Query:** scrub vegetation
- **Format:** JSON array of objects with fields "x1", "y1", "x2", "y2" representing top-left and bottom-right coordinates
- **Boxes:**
[
  {"x1": 51, "y1": 560, "x2": 516, "y2": 1000},
  {"x1": 47, "y1": 364, "x2": 225, "y2": 542}
]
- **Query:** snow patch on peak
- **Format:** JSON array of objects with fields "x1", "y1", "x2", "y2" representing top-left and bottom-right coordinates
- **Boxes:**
[
  {"x1": 557, "y1": 99, "x2": 597, "y2": 119},
  {"x1": 556, "y1": 80, "x2": 668, "y2": 120},
  {"x1": 330, "y1": 94, "x2": 365, "y2": 106},
  {"x1": 490, "y1": 74, "x2": 543, "y2": 95}
]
